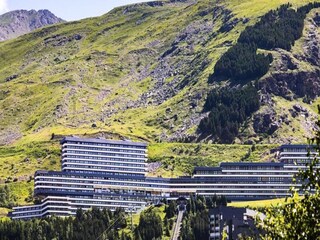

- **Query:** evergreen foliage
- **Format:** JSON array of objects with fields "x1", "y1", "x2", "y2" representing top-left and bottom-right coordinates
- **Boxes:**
[
  {"x1": 180, "y1": 195, "x2": 227, "y2": 240},
  {"x1": 211, "y1": 3, "x2": 320, "y2": 84},
  {"x1": 0, "y1": 208, "x2": 131, "y2": 240},
  {"x1": 199, "y1": 85, "x2": 260, "y2": 143},
  {"x1": 203, "y1": 2, "x2": 320, "y2": 141},
  {"x1": 165, "y1": 201, "x2": 177, "y2": 219},
  {"x1": 0, "y1": 185, "x2": 16, "y2": 208},
  {"x1": 135, "y1": 208, "x2": 163, "y2": 240},
  {"x1": 257, "y1": 116, "x2": 320, "y2": 239},
  {"x1": 212, "y1": 43, "x2": 272, "y2": 83},
  {"x1": 239, "y1": 3, "x2": 320, "y2": 51}
]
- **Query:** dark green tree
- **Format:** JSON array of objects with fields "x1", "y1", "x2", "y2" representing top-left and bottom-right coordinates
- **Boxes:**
[
  {"x1": 258, "y1": 111, "x2": 320, "y2": 239},
  {"x1": 136, "y1": 209, "x2": 163, "y2": 240},
  {"x1": 165, "y1": 201, "x2": 177, "y2": 219}
]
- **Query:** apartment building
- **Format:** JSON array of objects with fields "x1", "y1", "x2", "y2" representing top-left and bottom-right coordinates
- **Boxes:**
[{"x1": 10, "y1": 139, "x2": 317, "y2": 219}]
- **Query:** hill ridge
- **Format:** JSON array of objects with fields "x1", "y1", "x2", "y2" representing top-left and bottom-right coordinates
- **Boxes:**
[
  {"x1": 0, "y1": 9, "x2": 65, "y2": 41},
  {"x1": 0, "y1": 0, "x2": 319, "y2": 146}
]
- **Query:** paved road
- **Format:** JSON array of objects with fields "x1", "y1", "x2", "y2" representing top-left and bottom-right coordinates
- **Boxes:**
[{"x1": 171, "y1": 210, "x2": 184, "y2": 240}]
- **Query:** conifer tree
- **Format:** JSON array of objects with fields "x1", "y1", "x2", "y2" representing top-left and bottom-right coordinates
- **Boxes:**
[{"x1": 257, "y1": 110, "x2": 320, "y2": 239}]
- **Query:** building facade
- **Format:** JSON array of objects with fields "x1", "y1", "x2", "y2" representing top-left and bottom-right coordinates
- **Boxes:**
[
  {"x1": 209, "y1": 207, "x2": 263, "y2": 240},
  {"x1": 10, "y1": 139, "x2": 317, "y2": 219}
]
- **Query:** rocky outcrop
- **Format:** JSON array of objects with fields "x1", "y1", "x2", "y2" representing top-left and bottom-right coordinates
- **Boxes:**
[
  {"x1": 5, "y1": 74, "x2": 19, "y2": 82},
  {"x1": 0, "y1": 126, "x2": 22, "y2": 145},
  {"x1": 259, "y1": 70, "x2": 320, "y2": 100},
  {"x1": 298, "y1": 12, "x2": 320, "y2": 66},
  {"x1": 44, "y1": 33, "x2": 82, "y2": 47},
  {"x1": 253, "y1": 110, "x2": 279, "y2": 135},
  {"x1": 245, "y1": 9, "x2": 320, "y2": 143},
  {"x1": 0, "y1": 9, "x2": 64, "y2": 41}
]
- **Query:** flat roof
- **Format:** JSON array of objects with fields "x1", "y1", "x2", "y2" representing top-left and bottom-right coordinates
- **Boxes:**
[
  {"x1": 61, "y1": 136, "x2": 148, "y2": 147},
  {"x1": 280, "y1": 144, "x2": 316, "y2": 149},
  {"x1": 193, "y1": 167, "x2": 222, "y2": 171},
  {"x1": 35, "y1": 170, "x2": 147, "y2": 180},
  {"x1": 220, "y1": 162, "x2": 284, "y2": 167},
  {"x1": 34, "y1": 170, "x2": 295, "y2": 183},
  {"x1": 209, "y1": 206, "x2": 247, "y2": 216}
]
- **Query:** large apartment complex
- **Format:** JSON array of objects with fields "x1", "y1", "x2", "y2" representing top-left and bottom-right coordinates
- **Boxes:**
[{"x1": 10, "y1": 138, "x2": 317, "y2": 219}]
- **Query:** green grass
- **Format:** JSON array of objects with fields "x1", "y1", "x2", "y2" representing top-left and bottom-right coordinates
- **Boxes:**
[
  {"x1": 228, "y1": 198, "x2": 288, "y2": 208},
  {"x1": 0, "y1": 0, "x2": 318, "y2": 148},
  {"x1": 122, "y1": 204, "x2": 168, "y2": 238},
  {"x1": 228, "y1": 196, "x2": 304, "y2": 209},
  {"x1": 0, "y1": 0, "x2": 319, "y2": 209},
  {"x1": 0, "y1": 141, "x2": 60, "y2": 182},
  {"x1": 148, "y1": 143, "x2": 278, "y2": 176},
  {"x1": 268, "y1": 96, "x2": 317, "y2": 143},
  {"x1": 0, "y1": 141, "x2": 60, "y2": 208},
  {"x1": 0, "y1": 208, "x2": 9, "y2": 217}
]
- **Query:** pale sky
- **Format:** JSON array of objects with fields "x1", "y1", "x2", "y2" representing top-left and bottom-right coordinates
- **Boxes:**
[{"x1": 0, "y1": 0, "x2": 152, "y2": 21}]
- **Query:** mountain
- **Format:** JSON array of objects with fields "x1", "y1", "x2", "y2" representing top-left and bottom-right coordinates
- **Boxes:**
[
  {"x1": 0, "y1": 0, "x2": 320, "y2": 147},
  {"x1": 0, "y1": 9, "x2": 64, "y2": 41},
  {"x1": 1, "y1": 0, "x2": 320, "y2": 206}
]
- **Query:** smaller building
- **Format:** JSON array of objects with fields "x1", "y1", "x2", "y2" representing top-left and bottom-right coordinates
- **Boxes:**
[{"x1": 209, "y1": 206, "x2": 263, "y2": 240}]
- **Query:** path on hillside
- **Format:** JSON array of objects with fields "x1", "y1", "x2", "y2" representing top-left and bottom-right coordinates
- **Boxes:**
[{"x1": 171, "y1": 210, "x2": 184, "y2": 240}]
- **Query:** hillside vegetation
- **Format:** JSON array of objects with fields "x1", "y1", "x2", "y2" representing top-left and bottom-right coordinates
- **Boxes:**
[
  {"x1": 0, "y1": 0, "x2": 319, "y2": 146},
  {"x1": 0, "y1": 0, "x2": 319, "y2": 209}
]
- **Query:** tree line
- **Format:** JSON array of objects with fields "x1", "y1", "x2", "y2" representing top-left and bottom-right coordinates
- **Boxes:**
[
  {"x1": 0, "y1": 208, "x2": 130, "y2": 240},
  {"x1": 255, "y1": 116, "x2": 320, "y2": 239},
  {"x1": 0, "y1": 185, "x2": 15, "y2": 209},
  {"x1": 211, "y1": 2, "x2": 320, "y2": 84},
  {"x1": 239, "y1": 3, "x2": 320, "y2": 51},
  {"x1": 199, "y1": 85, "x2": 260, "y2": 143},
  {"x1": 0, "y1": 201, "x2": 183, "y2": 240},
  {"x1": 180, "y1": 195, "x2": 227, "y2": 240},
  {"x1": 135, "y1": 208, "x2": 163, "y2": 240}
]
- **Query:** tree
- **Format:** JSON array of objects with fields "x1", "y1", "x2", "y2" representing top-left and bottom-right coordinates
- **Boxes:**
[
  {"x1": 199, "y1": 85, "x2": 260, "y2": 143},
  {"x1": 136, "y1": 209, "x2": 163, "y2": 240},
  {"x1": 258, "y1": 115, "x2": 320, "y2": 239},
  {"x1": 165, "y1": 201, "x2": 177, "y2": 219},
  {"x1": 0, "y1": 185, "x2": 15, "y2": 208},
  {"x1": 0, "y1": 208, "x2": 129, "y2": 240}
]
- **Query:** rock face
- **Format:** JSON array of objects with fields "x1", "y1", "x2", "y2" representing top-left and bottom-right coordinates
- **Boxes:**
[
  {"x1": 1, "y1": 1, "x2": 320, "y2": 145},
  {"x1": 260, "y1": 71, "x2": 320, "y2": 100},
  {"x1": 0, "y1": 9, "x2": 65, "y2": 41},
  {"x1": 246, "y1": 9, "x2": 320, "y2": 144}
]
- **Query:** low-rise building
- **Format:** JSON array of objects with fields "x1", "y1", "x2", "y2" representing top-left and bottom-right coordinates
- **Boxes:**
[{"x1": 209, "y1": 206, "x2": 263, "y2": 240}]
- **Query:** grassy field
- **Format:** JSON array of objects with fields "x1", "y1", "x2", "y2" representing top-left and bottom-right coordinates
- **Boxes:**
[
  {"x1": 0, "y1": 208, "x2": 9, "y2": 219},
  {"x1": 0, "y1": 0, "x2": 319, "y2": 218},
  {"x1": 0, "y1": 141, "x2": 60, "y2": 182},
  {"x1": 229, "y1": 195, "x2": 304, "y2": 209},
  {"x1": 148, "y1": 143, "x2": 278, "y2": 177},
  {"x1": 0, "y1": 137, "x2": 278, "y2": 183},
  {"x1": 0, "y1": 0, "x2": 318, "y2": 148},
  {"x1": 122, "y1": 204, "x2": 171, "y2": 239},
  {"x1": 228, "y1": 198, "x2": 288, "y2": 209}
]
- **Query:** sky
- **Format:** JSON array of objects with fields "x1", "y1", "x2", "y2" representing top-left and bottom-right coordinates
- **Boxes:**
[{"x1": 0, "y1": 0, "x2": 152, "y2": 21}]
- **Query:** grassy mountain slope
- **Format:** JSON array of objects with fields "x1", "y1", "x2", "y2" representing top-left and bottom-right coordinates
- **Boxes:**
[
  {"x1": 0, "y1": 0, "x2": 320, "y2": 207},
  {"x1": 0, "y1": 0, "x2": 318, "y2": 146}
]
